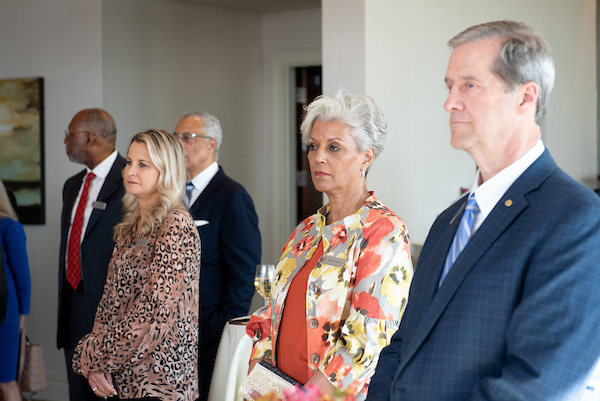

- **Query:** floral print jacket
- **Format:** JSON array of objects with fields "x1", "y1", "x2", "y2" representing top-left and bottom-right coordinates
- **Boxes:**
[
  {"x1": 246, "y1": 194, "x2": 413, "y2": 399},
  {"x1": 72, "y1": 208, "x2": 201, "y2": 401}
]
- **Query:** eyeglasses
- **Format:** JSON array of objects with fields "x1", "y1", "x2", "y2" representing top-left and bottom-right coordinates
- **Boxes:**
[
  {"x1": 172, "y1": 132, "x2": 212, "y2": 144},
  {"x1": 64, "y1": 130, "x2": 89, "y2": 140}
]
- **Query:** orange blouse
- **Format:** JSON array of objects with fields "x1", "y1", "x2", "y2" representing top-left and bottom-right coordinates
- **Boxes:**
[{"x1": 276, "y1": 241, "x2": 324, "y2": 383}]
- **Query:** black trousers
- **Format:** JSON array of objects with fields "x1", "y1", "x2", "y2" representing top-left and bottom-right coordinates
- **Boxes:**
[{"x1": 63, "y1": 284, "x2": 97, "y2": 401}]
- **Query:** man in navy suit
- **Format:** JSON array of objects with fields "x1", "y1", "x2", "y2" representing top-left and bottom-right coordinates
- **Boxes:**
[
  {"x1": 368, "y1": 21, "x2": 600, "y2": 401},
  {"x1": 174, "y1": 111, "x2": 261, "y2": 401},
  {"x1": 57, "y1": 109, "x2": 125, "y2": 401}
]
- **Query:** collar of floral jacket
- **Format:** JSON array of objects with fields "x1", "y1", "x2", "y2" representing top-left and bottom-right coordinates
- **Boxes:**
[{"x1": 277, "y1": 192, "x2": 381, "y2": 284}]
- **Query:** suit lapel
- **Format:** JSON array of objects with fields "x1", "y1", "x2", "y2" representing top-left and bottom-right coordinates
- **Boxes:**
[
  {"x1": 398, "y1": 150, "x2": 557, "y2": 373},
  {"x1": 189, "y1": 167, "x2": 225, "y2": 216},
  {"x1": 85, "y1": 155, "x2": 124, "y2": 238}
]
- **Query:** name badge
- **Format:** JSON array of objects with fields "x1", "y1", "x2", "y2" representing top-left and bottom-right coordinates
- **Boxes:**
[
  {"x1": 135, "y1": 238, "x2": 149, "y2": 247},
  {"x1": 92, "y1": 201, "x2": 107, "y2": 210},
  {"x1": 320, "y1": 255, "x2": 346, "y2": 268}
]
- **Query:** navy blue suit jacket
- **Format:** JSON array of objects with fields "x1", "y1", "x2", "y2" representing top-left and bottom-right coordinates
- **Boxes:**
[
  {"x1": 57, "y1": 155, "x2": 125, "y2": 349},
  {"x1": 189, "y1": 167, "x2": 261, "y2": 347},
  {"x1": 368, "y1": 150, "x2": 600, "y2": 400}
]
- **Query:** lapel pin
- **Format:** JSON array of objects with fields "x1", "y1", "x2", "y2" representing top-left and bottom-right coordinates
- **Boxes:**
[{"x1": 505, "y1": 199, "x2": 513, "y2": 207}]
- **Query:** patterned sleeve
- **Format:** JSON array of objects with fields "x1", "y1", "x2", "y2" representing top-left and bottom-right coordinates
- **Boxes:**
[
  {"x1": 73, "y1": 209, "x2": 201, "y2": 373},
  {"x1": 321, "y1": 212, "x2": 413, "y2": 394},
  {"x1": 245, "y1": 225, "x2": 300, "y2": 361},
  {"x1": 246, "y1": 299, "x2": 274, "y2": 361}
]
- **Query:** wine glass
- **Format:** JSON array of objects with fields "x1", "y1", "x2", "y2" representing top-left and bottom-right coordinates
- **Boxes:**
[{"x1": 255, "y1": 264, "x2": 274, "y2": 307}]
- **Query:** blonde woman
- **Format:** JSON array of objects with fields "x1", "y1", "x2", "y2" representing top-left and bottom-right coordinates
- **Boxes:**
[
  {"x1": 73, "y1": 130, "x2": 201, "y2": 400},
  {"x1": 0, "y1": 181, "x2": 31, "y2": 401}
]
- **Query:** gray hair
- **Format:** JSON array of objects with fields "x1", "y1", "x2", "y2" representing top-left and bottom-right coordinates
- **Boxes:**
[
  {"x1": 82, "y1": 108, "x2": 117, "y2": 142},
  {"x1": 300, "y1": 89, "x2": 387, "y2": 174},
  {"x1": 448, "y1": 20, "x2": 555, "y2": 126},
  {"x1": 182, "y1": 110, "x2": 223, "y2": 156}
]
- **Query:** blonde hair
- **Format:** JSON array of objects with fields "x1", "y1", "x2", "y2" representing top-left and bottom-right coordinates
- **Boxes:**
[
  {"x1": 114, "y1": 129, "x2": 186, "y2": 242},
  {"x1": 0, "y1": 181, "x2": 18, "y2": 221}
]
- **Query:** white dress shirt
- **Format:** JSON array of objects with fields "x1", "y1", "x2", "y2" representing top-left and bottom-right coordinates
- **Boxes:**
[
  {"x1": 469, "y1": 140, "x2": 545, "y2": 234},
  {"x1": 67, "y1": 150, "x2": 118, "y2": 247},
  {"x1": 187, "y1": 161, "x2": 219, "y2": 207}
]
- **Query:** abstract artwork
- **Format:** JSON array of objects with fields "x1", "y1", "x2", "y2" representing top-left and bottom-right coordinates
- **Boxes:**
[{"x1": 0, "y1": 77, "x2": 45, "y2": 224}]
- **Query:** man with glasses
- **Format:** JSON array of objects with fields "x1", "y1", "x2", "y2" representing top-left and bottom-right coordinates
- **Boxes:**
[
  {"x1": 58, "y1": 108, "x2": 125, "y2": 401},
  {"x1": 174, "y1": 111, "x2": 261, "y2": 401}
]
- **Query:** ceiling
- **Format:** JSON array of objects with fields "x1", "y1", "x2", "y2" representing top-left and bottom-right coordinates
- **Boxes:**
[{"x1": 172, "y1": 0, "x2": 321, "y2": 13}]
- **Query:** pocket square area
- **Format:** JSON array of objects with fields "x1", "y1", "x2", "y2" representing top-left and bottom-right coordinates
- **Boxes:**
[{"x1": 195, "y1": 220, "x2": 209, "y2": 227}]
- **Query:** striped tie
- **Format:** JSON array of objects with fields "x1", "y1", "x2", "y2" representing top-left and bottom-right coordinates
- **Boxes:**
[
  {"x1": 439, "y1": 193, "x2": 480, "y2": 286},
  {"x1": 184, "y1": 181, "x2": 194, "y2": 207}
]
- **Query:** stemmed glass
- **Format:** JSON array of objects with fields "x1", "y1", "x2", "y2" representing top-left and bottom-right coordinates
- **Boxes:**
[{"x1": 255, "y1": 264, "x2": 275, "y2": 307}]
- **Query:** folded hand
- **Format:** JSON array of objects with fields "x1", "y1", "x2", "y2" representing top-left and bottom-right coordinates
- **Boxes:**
[{"x1": 88, "y1": 371, "x2": 117, "y2": 398}]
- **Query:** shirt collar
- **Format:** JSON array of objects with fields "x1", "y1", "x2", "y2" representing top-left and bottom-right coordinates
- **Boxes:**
[
  {"x1": 471, "y1": 139, "x2": 545, "y2": 219},
  {"x1": 189, "y1": 161, "x2": 219, "y2": 193},
  {"x1": 87, "y1": 150, "x2": 118, "y2": 180}
]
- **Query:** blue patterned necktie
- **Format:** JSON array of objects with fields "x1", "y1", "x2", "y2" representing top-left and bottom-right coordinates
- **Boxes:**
[
  {"x1": 184, "y1": 181, "x2": 194, "y2": 207},
  {"x1": 439, "y1": 193, "x2": 480, "y2": 286}
]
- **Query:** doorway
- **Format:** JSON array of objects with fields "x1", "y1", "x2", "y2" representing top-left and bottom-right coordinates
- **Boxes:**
[{"x1": 294, "y1": 66, "x2": 323, "y2": 224}]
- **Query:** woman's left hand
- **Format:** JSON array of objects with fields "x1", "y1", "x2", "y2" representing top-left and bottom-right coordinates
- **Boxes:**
[
  {"x1": 304, "y1": 370, "x2": 336, "y2": 397},
  {"x1": 88, "y1": 371, "x2": 117, "y2": 398}
]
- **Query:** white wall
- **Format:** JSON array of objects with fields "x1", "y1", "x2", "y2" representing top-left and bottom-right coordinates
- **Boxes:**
[
  {"x1": 322, "y1": 0, "x2": 365, "y2": 94},
  {"x1": 103, "y1": 0, "x2": 263, "y2": 187},
  {"x1": 0, "y1": 0, "x2": 103, "y2": 398},
  {"x1": 323, "y1": 0, "x2": 597, "y2": 245}
]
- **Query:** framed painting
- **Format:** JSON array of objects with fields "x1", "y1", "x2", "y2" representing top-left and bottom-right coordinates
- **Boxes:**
[{"x1": 0, "y1": 77, "x2": 45, "y2": 224}]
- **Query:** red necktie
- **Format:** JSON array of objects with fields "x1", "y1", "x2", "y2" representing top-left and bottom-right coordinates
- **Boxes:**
[{"x1": 66, "y1": 172, "x2": 96, "y2": 290}]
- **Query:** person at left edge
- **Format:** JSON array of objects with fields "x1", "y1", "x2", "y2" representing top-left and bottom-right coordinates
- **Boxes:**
[
  {"x1": 0, "y1": 180, "x2": 31, "y2": 401},
  {"x1": 57, "y1": 108, "x2": 126, "y2": 401}
]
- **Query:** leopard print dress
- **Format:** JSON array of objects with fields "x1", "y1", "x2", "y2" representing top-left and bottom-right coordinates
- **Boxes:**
[{"x1": 73, "y1": 208, "x2": 200, "y2": 400}]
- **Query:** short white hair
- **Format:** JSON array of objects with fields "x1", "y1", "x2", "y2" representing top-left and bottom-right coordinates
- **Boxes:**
[{"x1": 300, "y1": 89, "x2": 387, "y2": 174}]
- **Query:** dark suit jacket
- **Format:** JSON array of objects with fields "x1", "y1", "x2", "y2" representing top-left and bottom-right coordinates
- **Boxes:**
[
  {"x1": 189, "y1": 167, "x2": 261, "y2": 345},
  {"x1": 57, "y1": 154, "x2": 125, "y2": 349},
  {"x1": 368, "y1": 150, "x2": 600, "y2": 401}
]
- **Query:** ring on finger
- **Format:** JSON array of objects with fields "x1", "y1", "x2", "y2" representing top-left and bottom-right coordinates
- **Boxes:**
[{"x1": 92, "y1": 387, "x2": 98, "y2": 392}]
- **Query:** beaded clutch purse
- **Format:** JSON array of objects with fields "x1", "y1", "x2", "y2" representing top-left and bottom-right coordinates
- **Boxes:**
[{"x1": 238, "y1": 360, "x2": 301, "y2": 400}]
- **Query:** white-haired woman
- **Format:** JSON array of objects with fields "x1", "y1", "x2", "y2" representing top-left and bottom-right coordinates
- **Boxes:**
[
  {"x1": 72, "y1": 130, "x2": 201, "y2": 401},
  {"x1": 0, "y1": 181, "x2": 31, "y2": 401},
  {"x1": 246, "y1": 90, "x2": 413, "y2": 400}
]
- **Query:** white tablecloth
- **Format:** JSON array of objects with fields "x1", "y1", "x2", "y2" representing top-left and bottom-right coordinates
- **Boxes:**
[{"x1": 207, "y1": 319, "x2": 253, "y2": 401}]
